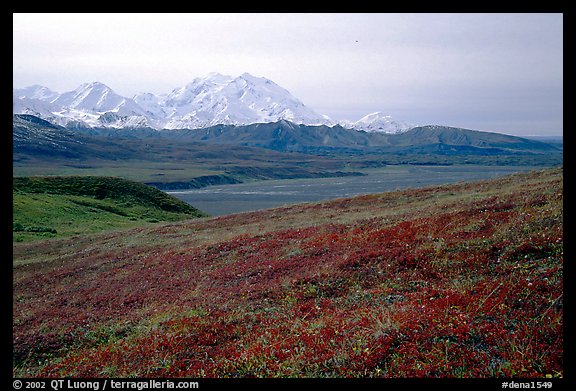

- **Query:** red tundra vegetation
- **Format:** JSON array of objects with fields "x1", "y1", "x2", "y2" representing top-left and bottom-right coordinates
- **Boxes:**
[{"x1": 13, "y1": 167, "x2": 563, "y2": 377}]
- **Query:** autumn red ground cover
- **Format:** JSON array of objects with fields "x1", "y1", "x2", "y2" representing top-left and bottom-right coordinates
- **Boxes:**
[{"x1": 13, "y1": 167, "x2": 563, "y2": 377}]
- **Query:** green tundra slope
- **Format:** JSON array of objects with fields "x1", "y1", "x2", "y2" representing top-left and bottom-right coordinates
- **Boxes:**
[
  {"x1": 13, "y1": 176, "x2": 207, "y2": 242},
  {"x1": 13, "y1": 167, "x2": 563, "y2": 378}
]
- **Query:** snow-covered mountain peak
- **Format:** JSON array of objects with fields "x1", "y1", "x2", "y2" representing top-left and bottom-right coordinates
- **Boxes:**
[
  {"x1": 188, "y1": 73, "x2": 234, "y2": 90},
  {"x1": 349, "y1": 111, "x2": 414, "y2": 134},
  {"x1": 53, "y1": 81, "x2": 119, "y2": 111},
  {"x1": 71, "y1": 81, "x2": 115, "y2": 100},
  {"x1": 165, "y1": 73, "x2": 232, "y2": 108},
  {"x1": 236, "y1": 74, "x2": 286, "y2": 93},
  {"x1": 357, "y1": 112, "x2": 392, "y2": 122},
  {"x1": 158, "y1": 72, "x2": 330, "y2": 128},
  {"x1": 205, "y1": 72, "x2": 234, "y2": 84},
  {"x1": 13, "y1": 85, "x2": 60, "y2": 102},
  {"x1": 13, "y1": 75, "x2": 414, "y2": 132},
  {"x1": 237, "y1": 72, "x2": 267, "y2": 85},
  {"x1": 81, "y1": 81, "x2": 111, "y2": 89}
]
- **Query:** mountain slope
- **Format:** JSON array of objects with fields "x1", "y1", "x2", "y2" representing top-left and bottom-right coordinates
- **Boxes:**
[
  {"x1": 149, "y1": 120, "x2": 561, "y2": 155},
  {"x1": 167, "y1": 120, "x2": 379, "y2": 151},
  {"x1": 389, "y1": 125, "x2": 561, "y2": 153},
  {"x1": 13, "y1": 113, "x2": 140, "y2": 160},
  {"x1": 13, "y1": 167, "x2": 563, "y2": 377},
  {"x1": 13, "y1": 114, "x2": 367, "y2": 188},
  {"x1": 12, "y1": 96, "x2": 61, "y2": 121}
]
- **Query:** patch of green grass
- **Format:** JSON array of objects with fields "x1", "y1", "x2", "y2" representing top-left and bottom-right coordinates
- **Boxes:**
[{"x1": 13, "y1": 176, "x2": 208, "y2": 242}]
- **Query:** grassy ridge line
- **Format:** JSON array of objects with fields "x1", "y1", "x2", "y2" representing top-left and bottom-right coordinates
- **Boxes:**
[
  {"x1": 13, "y1": 176, "x2": 207, "y2": 242},
  {"x1": 13, "y1": 176, "x2": 203, "y2": 213},
  {"x1": 13, "y1": 167, "x2": 563, "y2": 377}
]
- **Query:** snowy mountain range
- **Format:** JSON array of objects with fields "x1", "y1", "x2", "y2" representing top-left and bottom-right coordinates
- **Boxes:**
[{"x1": 13, "y1": 73, "x2": 414, "y2": 133}]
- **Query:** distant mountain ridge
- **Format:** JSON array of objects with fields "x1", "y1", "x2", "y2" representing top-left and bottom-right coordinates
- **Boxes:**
[
  {"x1": 165, "y1": 120, "x2": 561, "y2": 155},
  {"x1": 14, "y1": 113, "x2": 561, "y2": 157},
  {"x1": 13, "y1": 73, "x2": 413, "y2": 133},
  {"x1": 13, "y1": 113, "x2": 564, "y2": 192}
]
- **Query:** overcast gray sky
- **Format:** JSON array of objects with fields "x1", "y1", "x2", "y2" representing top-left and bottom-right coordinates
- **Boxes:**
[{"x1": 13, "y1": 13, "x2": 563, "y2": 136}]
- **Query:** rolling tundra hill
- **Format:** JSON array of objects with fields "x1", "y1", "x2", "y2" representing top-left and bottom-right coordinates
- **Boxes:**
[
  {"x1": 13, "y1": 176, "x2": 207, "y2": 242},
  {"x1": 13, "y1": 167, "x2": 563, "y2": 378}
]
